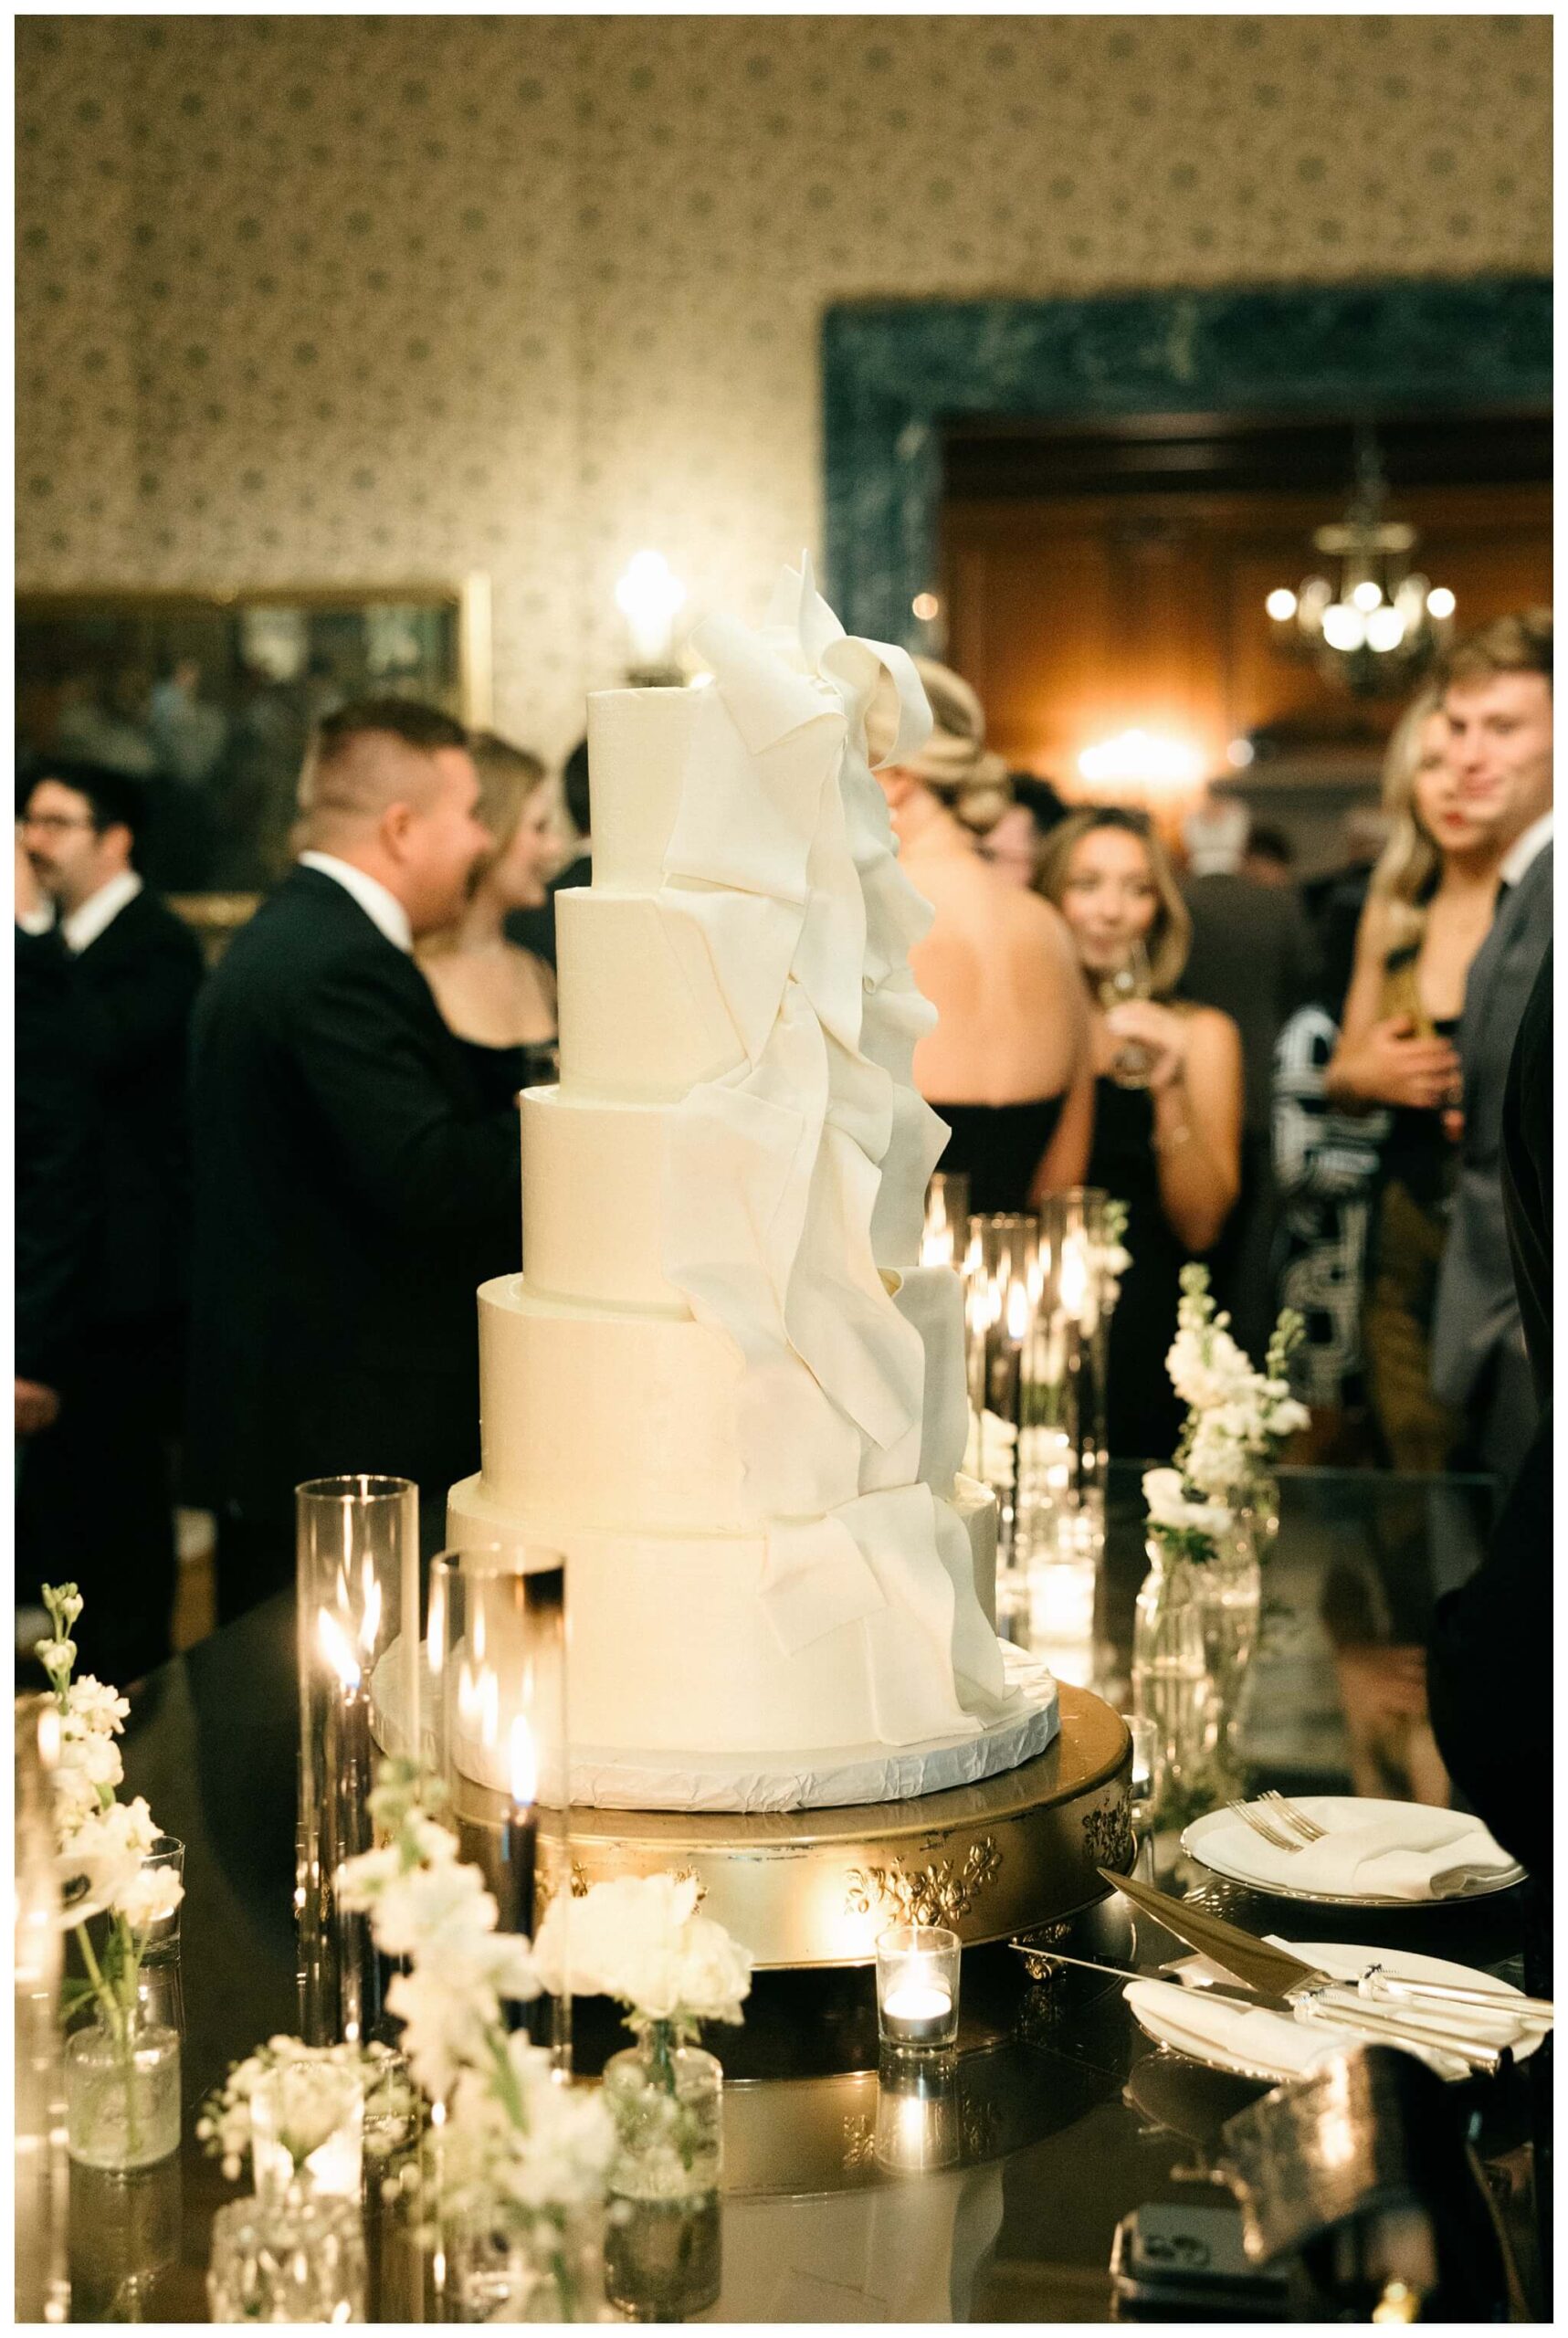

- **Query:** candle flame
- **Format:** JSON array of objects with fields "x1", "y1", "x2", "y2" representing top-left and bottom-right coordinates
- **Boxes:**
[
  {"x1": 1005, "y1": 1278, "x2": 1032, "y2": 1343},
  {"x1": 318, "y1": 1607, "x2": 361, "y2": 1691},
  {"x1": 510, "y1": 1714, "x2": 538, "y2": 1808}
]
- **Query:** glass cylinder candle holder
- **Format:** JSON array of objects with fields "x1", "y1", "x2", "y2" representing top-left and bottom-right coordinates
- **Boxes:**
[
  {"x1": 15, "y1": 1696, "x2": 68, "y2": 2324},
  {"x1": 137, "y1": 1835, "x2": 185, "y2": 1967},
  {"x1": 250, "y1": 2060, "x2": 364, "y2": 2208},
  {"x1": 296, "y1": 1475, "x2": 419, "y2": 2048},
  {"x1": 876, "y1": 1925, "x2": 961, "y2": 2055},
  {"x1": 427, "y1": 1550, "x2": 571, "y2": 2067},
  {"x1": 964, "y1": 1214, "x2": 1043, "y2": 1587},
  {"x1": 1031, "y1": 1189, "x2": 1112, "y2": 1564},
  {"x1": 920, "y1": 1171, "x2": 970, "y2": 1271}
]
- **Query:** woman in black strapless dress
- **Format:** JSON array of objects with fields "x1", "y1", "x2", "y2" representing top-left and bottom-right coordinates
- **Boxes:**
[
  {"x1": 866, "y1": 657, "x2": 1093, "y2": 1215},
  {"x1": 1040, "y1": 809, "x2": 1245, "y2": 1460},
  {"x1": 419, "y1": 732, "x2": 560, "y2": 1101}
]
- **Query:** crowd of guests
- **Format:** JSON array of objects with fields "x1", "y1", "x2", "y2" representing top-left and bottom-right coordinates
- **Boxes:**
[{"x1": 12, "y1": 611, "x2": 1552, "y2": 1687}]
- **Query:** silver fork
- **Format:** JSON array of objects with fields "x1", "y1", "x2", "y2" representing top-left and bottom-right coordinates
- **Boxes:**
[
  {"x1": 1261, "y1": 1790, "x2": 1327, "y2": 1842},
  {"x1": 1227, "y1": 1799, "x2": 1300, "y2": 1852}
]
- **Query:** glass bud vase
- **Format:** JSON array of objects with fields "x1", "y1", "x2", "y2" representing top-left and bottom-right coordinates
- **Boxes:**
[
  {"x1": 1196, "y1": 1528, "x2": 1263, "y2": 1766},
  {"x1": 603, "y1": 2021, "x2": 722, "y2": 2205},
  {"x1": 1131, "y1": 1542, "x2": 1211, "y2": 1824},
  {"x1": 1237, "y1": 1469, "x2": 1280, "y2": 1562},
  {"x1": 65, "y1": 2010, "x2": 181, "y2": 2172}
]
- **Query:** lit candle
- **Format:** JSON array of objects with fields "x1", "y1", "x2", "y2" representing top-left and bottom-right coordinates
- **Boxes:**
[
  {"x1": 881, "y1": 1981, "x2": 954, "y2": 2047},
  {"x1": 876, "y1": 1923, "x2": 962, "y2": 2053}
]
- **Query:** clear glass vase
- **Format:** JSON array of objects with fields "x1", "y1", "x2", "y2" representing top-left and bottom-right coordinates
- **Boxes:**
[
  {"x1": 443, "y1": 2205, "x2": 606, "y2": 2323},
  {"x1": 1237, "y1": 1469, "x2": 1280, "y2": 1562},
  {"x1": 1131, "y1": 1543, "x2": 1211, "y2": 1825},
  {"x1": 1192, "y1": 1531, "x2": 1262, "y2": 1794},
  {"x1": 1195, "y1": 1531, "x2": 1263, "y2": 1747},
  {"x1": 603, "y1": 2022, "x2": 722, "y2": 2205},
  {"x1": 207, "y1": 2185, "x2": 367, "y2": 2322},
  {"x1": 65, "y1": 2009, "x2": 181, "y2": 2172},
  {"x1": 605, "y1": 2193, "x2": 721, "y2": 2322}
]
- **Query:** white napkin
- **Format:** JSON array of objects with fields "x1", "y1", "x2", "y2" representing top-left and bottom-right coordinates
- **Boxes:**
[
  {"x1": 1124, "y1": 1979, "x2": 1343, "y2": 2077},
  {"x1": 1205, "y1": 1804, "x2": 1518, "y2": 1901}
]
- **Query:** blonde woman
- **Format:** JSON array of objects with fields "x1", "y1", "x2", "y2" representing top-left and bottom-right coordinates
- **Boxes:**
[
  {"x1": 1325, "y1": 689, "x2": 1505, "y2": 1470},
  {"x1": 419, "y1": 732, "x2": 560, "y2": 1106},
  {"x1": 867, "y1": 658, "x2": 1091, "y2": 1211},
  {"x1": 1039, "y1": 807, "x2": 1243, "y2": 1458}
]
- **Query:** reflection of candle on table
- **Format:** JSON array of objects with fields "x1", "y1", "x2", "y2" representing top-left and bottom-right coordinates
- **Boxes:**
[{"x1": 881, "y1": 1982, "x2": 954, "y2": 2047}]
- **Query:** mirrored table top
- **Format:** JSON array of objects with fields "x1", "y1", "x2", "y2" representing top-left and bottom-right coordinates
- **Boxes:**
[{"x1": 75, "y1": 1462, "x2": 1538, "y2": 2322}]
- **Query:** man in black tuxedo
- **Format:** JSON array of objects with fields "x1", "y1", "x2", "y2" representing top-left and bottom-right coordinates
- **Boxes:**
[
  {"x1": 185, "y1": 700, "x2": 520, "y2": 1621},
  {"x1": 16, "y1": 762, "x2": 205, "y2": 1682},
  {"x1": 506, "y1": 735, "x2": 590, "y2": 971}
]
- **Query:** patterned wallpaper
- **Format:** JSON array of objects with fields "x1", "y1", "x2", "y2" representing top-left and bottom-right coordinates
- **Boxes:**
[{"x1": 16, "y1": 14, "x2": 1552, "y2": 760}]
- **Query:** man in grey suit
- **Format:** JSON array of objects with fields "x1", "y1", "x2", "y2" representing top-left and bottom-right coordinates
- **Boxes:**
[{"x1": 1430, "y1": 611, "x2": 1553, "y2": 1485}]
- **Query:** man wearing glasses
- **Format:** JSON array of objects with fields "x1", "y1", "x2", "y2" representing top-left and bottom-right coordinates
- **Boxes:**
[{"x1": 16, "y1": 761, "x2": 204, "y2": 1685}]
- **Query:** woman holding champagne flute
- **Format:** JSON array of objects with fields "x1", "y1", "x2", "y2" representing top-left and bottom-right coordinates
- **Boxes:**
[{"x1": 1040, "y1": 806, "x2": 1244, "y2": 1458}]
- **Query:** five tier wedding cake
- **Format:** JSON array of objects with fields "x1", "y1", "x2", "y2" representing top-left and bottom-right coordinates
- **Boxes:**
[{"x1": 448, "y1": 558, "x2": 1058, "y2": 1811}]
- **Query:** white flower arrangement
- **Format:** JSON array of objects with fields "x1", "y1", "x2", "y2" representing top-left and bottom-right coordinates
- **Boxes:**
[
  {"x1": 1164, "y1": 1268, "x2": 1310, "y2": 1516},
  {"x1": 1142, "y1": 1467, "x2": 1232, "y2": 1563},
  {"x1": 531, "y1": 1873, "x2": 752, "y2": 2040},
  {"x1": 336, "y1": 1765, "x2": 540, "y2": 2105},
  {"x1": 36, "y1": 1583, "x2": 184, "y2": 2038},
  {"x1": 1098, "y1": 1195, "x2": 1133, "y2": 1310},
  {"x1": 197, "y1": 2038, "x2": 417, "y2": 2182}
]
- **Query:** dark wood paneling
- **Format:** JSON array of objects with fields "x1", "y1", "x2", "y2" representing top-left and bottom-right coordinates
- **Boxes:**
[{"x1": 942, "y1": 479, "x2": 1552, "y2": 786}]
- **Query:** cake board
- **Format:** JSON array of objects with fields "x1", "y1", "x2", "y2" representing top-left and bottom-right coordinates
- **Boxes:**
[{"x1": 440, "y1": 1684, "x2": 1134, "y2": 1969}]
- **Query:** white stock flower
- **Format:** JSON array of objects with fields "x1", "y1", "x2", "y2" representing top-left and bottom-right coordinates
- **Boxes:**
[
  {"x1": 1142, "y1": 1468, "x2": 1231, "y2": 1541},
  {"x1": 58, "y1": 1728, "x2": 124, "y2": 1792},
  {"x1": 532, "y1": 1872, "x2": 752, "y2": 2027},
  {"x1": 57, "y1": 1796, "x2": 156, "y2": 1911},
  {"x1": 113, "y1": 1863, "x2": 184, "y2": 1932},
  {"x1": 64, "y1": 1675, "x2": 131, "y2": 1736},
  {"x1": 385, "y1": 1964, "x2": 499, "y2": 2104},
  {"x1": 364, "y1": 1856, "x2": 501, "y2": 1963},
  {"x1": 35, "y1": 1638, "x2": 77, "y2": 1676}
]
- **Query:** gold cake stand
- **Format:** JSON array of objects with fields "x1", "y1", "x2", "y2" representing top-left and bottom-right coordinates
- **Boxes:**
[{"x1": 451, "y1": 1685, "x2": 1132, "y2": 1970}]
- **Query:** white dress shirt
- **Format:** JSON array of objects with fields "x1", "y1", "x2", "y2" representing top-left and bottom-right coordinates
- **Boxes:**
[
  {"x1": 16, "y1": 868, "x2": 146, "y2": 947},
  {"x1": 1500, "y1": 807, "x2": 1553, "y2": 888},
  {"x1": 297, "y1": 852, "x2": 414, "y2": 954}
]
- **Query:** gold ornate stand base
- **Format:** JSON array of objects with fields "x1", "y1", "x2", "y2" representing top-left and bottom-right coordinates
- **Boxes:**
[{"x1": 451, "y1": 1686, "x2": 1131, "y2": 1970}]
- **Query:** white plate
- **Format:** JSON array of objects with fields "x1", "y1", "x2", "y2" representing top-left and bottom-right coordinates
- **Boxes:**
[
  {"x1": 1128, "y1": 1938, "x2": 1542, "y2": 2087},
  {"x1": 1181, "y1": 1796, "x2": 1527, "y2": 1906}
]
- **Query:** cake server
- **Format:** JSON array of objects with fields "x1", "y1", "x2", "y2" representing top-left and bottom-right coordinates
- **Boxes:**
[{"x1": 1098, "y1": 1871, "x2": 1517, "y2": 2072}]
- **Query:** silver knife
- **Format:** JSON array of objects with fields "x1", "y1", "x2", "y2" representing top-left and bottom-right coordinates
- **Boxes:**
[{"x1": 1098, "y1": 1869, "x2": 1511, "y2": 2075}]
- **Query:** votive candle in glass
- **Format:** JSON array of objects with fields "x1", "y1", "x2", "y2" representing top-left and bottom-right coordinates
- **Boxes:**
[{"x1": 876, "y1": 1924, "x2": 961, "y2": 2053}]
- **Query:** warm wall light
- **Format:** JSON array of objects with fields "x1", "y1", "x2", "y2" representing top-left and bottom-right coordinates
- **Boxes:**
[
  {"x1": 615, "y1": 551, "x2": 687, "y2": 675},
  {"x1": 911, "y1": 592, "x2": 941, "y2": 622},
  {"x1": 1077, "y1": 728, "x2": 1203, "y2": 796}
]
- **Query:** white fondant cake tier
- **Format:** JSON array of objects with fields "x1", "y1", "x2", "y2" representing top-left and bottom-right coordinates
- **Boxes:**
[
  {"x1": 476, "y1": 1268, "x2": 971, "y2": 1527},
  {"x1": 475, "y1": 1275, "x2": 747, "y2": 1533},
  {"x1": 587, "y1": 686, "x2": 734, "y2": 893},
  {"x1": 521, "y1": 1083, "x2": 951, "y2": 1310},
  {"x1": 445, "y1": 1469, "x2": 1023, "y2": 1803},
  {"x1": 554, "y1": 889, "x2": 744, "y2": 1101},
  {"x1": 520, "y1": 1086, "x2": 683, "y2": 1312}
]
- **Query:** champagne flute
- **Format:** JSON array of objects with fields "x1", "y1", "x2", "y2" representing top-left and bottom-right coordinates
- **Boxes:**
[{"x1": 1097, "y1": 938, "x2": 1156, "y2": 1090}]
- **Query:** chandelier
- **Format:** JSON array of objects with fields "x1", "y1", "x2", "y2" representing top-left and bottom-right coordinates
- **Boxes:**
[{"x1": 1265, "y1": 430, "x2": 1456, "y2": 695}]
